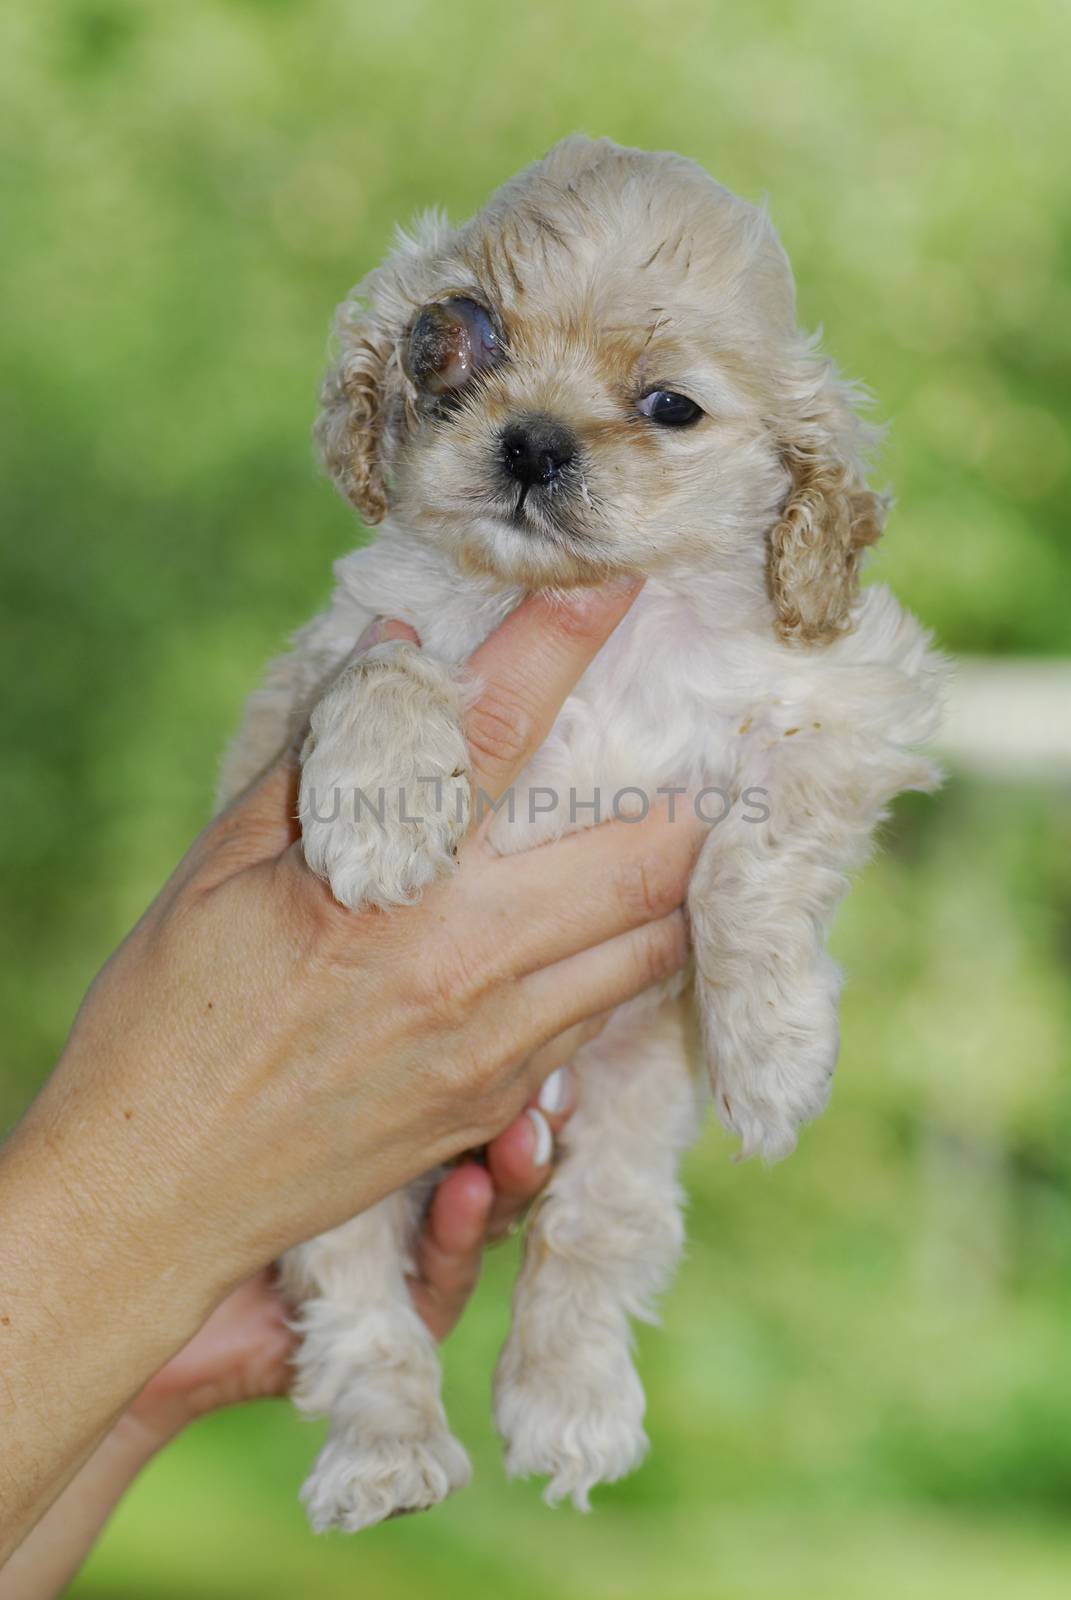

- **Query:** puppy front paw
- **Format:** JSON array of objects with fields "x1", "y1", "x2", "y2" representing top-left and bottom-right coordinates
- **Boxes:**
[
  {"x1": 299, "y1": 641, "x2": 470, "y2": 911},
  {"x1": 301, "y1": 1427, "x2": 472, "y2": 1533},
  {"x1": 494, "y1": 1339, "x2": 648, "y2": 1510}
]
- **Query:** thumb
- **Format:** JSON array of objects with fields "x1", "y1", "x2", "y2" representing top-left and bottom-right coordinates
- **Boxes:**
[{"x1": 204, "y1": 745, "x2": 302, "y2": 876}]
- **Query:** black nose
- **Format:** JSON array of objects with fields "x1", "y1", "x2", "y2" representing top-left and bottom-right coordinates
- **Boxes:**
[{"x1": 501, "y1": 417, "x2": 576, "y2": 488}]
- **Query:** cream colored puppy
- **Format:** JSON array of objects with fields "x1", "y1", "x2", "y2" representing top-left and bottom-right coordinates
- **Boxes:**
[{"x1": 220, "y1": 136, "x2": 944, "y2": 1530}]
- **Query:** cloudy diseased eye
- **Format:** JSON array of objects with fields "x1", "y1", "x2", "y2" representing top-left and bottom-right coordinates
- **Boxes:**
[
  {"x1": 637, "y1": 390, "x2": 703, "y2": 427},
  {"x1": 403, "y1": 297, "x2": 501, "y2": 396}
]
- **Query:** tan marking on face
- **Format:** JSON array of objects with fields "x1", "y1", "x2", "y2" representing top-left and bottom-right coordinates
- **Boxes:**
[
  {"x1": 577, "y1": 414, "x2": 656, "y2": 458},
  {"x1": 320, "y1": 137, "x2": 880, "y2": 616},
  {"x1": 455, "y1": 532, "x2": 617, "y2": 590},
  {"x1": 463, "y1": 234, "x2": 508, "y2": 310},
  {"x1": 591, "y1": 324, "x2": 651, "y2": 382},
  {"x1": 501, "y1": 235, "x2": 525, "y2": 300},
  {"x1": 531, "y1": 208, "x2": 570, "y2": 250}
]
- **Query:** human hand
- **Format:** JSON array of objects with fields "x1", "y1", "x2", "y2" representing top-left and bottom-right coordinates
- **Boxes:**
[
  {"x1": 0, "y1": 1103, "x2": 574, "y2": 1594},
  {"x1": 2, "y1": 581, "x2": 705, "y2": 1556},
  {"x1": 28, "y1": 581, "x2": 702, "y2": 1315},
  {"x1": 127, "y1": 1079, "x2": 579, "y2": 1445}
]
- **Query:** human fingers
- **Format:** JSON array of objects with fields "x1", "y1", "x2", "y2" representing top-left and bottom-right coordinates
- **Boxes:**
[
  {"x1": 408, "y1": 1162, "x2": 495, "y2": 1342},
  {"x1": 462, "y1": 581, "x2": 642, "y2": 805},
  {"x1": 410, "y1": 1052, "x2": 583, "y2": 1332},
  {"x1": 463, "y1": 799, "x2": 706, "y2": 983},
  {"x1": 517, "y1": 909, "x2": 690, "y2": 1069},
  {"x1": 482, "y1": 1057, "x2": 581, "y2": 1242},
  {"x1": 351, "y1": 617, "x2": 421, "y2": 654}
]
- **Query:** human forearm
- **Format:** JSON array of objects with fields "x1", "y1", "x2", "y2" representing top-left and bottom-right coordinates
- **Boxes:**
[
  {"x1": 0, "y1": 1415, "x2": 167, "y2": 1599},
  {"x1": 0, "y1": 1058, "x2": 583, "y2": 1596},
  {"x1": 0, "y1": 1092, "x2": 224, "y2": 1561}
]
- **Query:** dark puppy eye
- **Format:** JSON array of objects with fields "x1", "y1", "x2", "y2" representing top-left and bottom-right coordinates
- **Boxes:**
[
  {"x1": 403, "y1": 297, "x2": 501, "y2": 395},
  {"x1": 637, "y1": 390, "x2": 703, "y2": 427}
]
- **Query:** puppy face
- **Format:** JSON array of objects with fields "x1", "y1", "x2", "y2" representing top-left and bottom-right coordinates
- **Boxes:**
[{"x1": 318, "y1": 137, "x2": 884, "y2": 642}]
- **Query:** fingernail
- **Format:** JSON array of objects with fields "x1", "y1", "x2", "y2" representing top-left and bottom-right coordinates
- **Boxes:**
[
  {"x1": 581, "y1": 575, "x2": 645, "y2": 603},
  {"x1": 538, "y1": 1066, "x2": 572, "y2": 1115},
  {"x1": 353, "y1": 617, "x2": 386, "y2": 653},
  {"x1": 525, "y1": 1108, "x2": 554, "y2": 1168},
  {"x1": 556, "y1": 576, "x2": 645, "y2": 623},
  {"x1": 609, "y1": 573, "x2": 646, "y2": 598}
]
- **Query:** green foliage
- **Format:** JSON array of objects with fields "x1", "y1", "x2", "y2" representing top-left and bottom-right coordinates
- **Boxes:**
[{"x1": 2, "y1": 1, "x2": 1069, "y2": 1594}]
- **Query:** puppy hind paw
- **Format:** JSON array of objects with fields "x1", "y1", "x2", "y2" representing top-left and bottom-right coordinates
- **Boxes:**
[
  {"x1": 301, "y1": 1428, "x2": 472, "y2": 1534},
  {"x1": 717, "y1": 1089, "x2": 804, "y2": 1164},
  {"x1": 495, "y1": 1359, "x2": 648, "y2": 1511},
  {"x1": 710, "y1": 985, "x2": 840, "y2": 1162}
]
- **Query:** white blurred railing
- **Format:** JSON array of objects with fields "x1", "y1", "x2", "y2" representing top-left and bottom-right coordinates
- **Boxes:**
[{"x1": 937, "y1": 658, "x2": 1071, "y2": 779}]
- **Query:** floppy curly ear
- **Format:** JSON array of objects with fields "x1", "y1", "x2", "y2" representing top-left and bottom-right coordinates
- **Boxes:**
[
  {"x1": 768, "y1": 364, "x2": 887, "y2": 646},
  {"x1": 314, "y1": 301, "x2": 395, "y2": 526}
]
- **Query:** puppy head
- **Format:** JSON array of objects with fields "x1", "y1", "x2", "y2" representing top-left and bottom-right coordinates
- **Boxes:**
[{"x1": 318, "y1": 136, "x2": 884, "y2": 642}]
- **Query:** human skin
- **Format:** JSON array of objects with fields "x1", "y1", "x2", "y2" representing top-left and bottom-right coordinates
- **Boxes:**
[
  {"x1": 0, "y1": 1089, "x2": 579, "y2": 1600},
  {"x1": 0, "y1": 580, "x2": 706, "y2": 1562}
]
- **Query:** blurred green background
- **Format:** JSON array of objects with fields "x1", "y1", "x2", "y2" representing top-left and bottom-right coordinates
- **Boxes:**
[{"x1": 3, "y1": 0, "x2": 1071, "y2": 1594}]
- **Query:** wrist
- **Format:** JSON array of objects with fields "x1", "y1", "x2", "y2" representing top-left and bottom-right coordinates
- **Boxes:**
[
  {"x1": 33, "y1": 1037, "x2": 248, "y2": 1312},
  {"x1": 1, "y1": 1076, "x2": 227, "y2": 1389},
  {"x1": 104, "y1": 1414, "x2": 179, "y2": 1472},
  {"x1": 0, "y1": 1031, "x2": 254, "y2": 1561},
  {"x1": 48, "y1": 1007, "x2": 299, "y2": 1301},
  {"x1": 110, "y1": 1406, "x2": 189, "y2": 1463}
]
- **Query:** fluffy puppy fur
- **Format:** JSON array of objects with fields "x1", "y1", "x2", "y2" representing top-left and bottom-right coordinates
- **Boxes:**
[{"x1": 220, "y1": 136, "x2": 944, "y2": 1530}]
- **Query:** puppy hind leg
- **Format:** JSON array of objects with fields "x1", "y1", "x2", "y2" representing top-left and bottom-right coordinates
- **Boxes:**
[
  {"x1": 280, "y1": 1187, "x2": 470, "y2": 1533},
  {"x1": 494, "y1": 999, "x2": 704, "y2": 1509}
]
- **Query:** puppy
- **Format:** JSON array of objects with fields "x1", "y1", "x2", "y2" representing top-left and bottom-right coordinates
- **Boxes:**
[{"x1": 220, "y1": 136, "x2": 944, "y2": 1530}]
